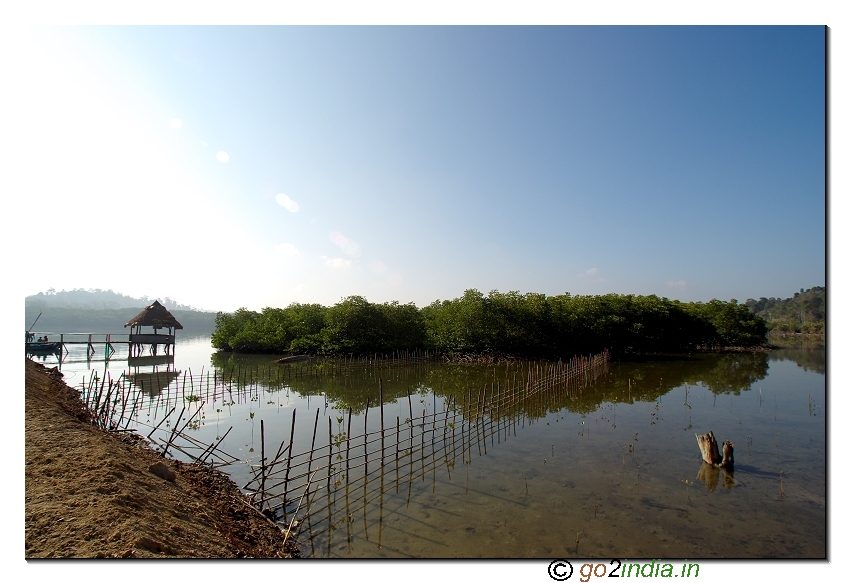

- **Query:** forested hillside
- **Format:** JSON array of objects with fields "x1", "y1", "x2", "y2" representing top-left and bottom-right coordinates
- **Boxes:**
[
  {"x1": 745, "y1": 286, "x2": 825, "y2": 333},
  {"x1": 26, "y1": 288, "x2": 200, "y2": 311},
  {"x1": 25, "y1": 289, "x2": 216, "y2": 334}
]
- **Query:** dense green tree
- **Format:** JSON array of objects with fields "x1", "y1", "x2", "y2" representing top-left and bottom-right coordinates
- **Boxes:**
[
  {"x1": 212, "y1": 290, "x2": 770, "y2": 357},
  {"x1": 745, "y1": 286, "x2": 825, "y2": 333},
  {"x1": 322, "y1": 296, "x2": 391, "y2": 354}
]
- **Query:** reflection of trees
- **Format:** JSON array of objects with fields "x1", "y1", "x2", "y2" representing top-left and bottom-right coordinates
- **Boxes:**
[
  {"x1": 210, "y1": 351, "x2": 442, "y2": 414},
  {"x1": 206, "y1": 352, "x2": 770, "y2": 421},
  {"x1": 768, "y1": 348, "x2": 825, "y2": 375},
  {"x1": 548, "y1": 353, "x2": 769, "y2": 413},
  {"x1": 685, "y1": 353, "x2": 769, "y2": 395}
]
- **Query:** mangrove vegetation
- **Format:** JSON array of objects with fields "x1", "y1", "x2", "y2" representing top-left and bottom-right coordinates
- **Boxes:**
[{"x1": 211, "y1": 290, "x2": 768, "y2": 358}]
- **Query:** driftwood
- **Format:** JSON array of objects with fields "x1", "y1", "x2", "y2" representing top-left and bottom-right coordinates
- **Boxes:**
[
  {"x1": 695, "y1": 431, "x2": 734, "y2": 468},
  {"x1": 274, "y1": 355, "x2": 313, "y2": 364}
]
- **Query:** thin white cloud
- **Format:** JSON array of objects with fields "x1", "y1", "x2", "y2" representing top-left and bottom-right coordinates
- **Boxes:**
[
  {"x1": 276, "y1": 193, "x2": 300, "y2": 213},
  {"x1": 320, "y1": 256, "x2": 351, "y2": 269},
  {"x1": 578, "y1": 267, "x2": 598, "y2": 278},
  {"x1": 667, "y1": 280, "x2": 688, "y2": 291}
]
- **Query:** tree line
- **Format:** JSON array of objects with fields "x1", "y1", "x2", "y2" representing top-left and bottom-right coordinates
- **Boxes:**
[
  {"x1": 211, "y1": 290, "x2": 768, "y2": 358},
  {"x1": 27, "y1": 288, "x2": 202, "y2": 311},
  {"x1": 745, "y1": 286, "x2": 825, "y2": 334}
]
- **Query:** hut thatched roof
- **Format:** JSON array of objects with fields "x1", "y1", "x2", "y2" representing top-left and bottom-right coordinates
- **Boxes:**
[{"x1": 124, "y1": 300, "x2": 184, "y2": 330}]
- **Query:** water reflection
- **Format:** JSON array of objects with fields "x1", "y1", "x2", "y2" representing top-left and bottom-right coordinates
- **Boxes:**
[
  {"x1": 208, "y1": 351, "x2": 773, "y2": 419},
  {"x1": 127, "y1": 369, "x2": 182, "y2": 397},
  {"x1": 68, "y1": 343, "x2": 824, "y2": 558},
  {"x1": 768, "y1": 346, "x2": 825, "y2": 375},
  {"x1": 695, "y1": 462, "x2": 735, "y2": 492}
]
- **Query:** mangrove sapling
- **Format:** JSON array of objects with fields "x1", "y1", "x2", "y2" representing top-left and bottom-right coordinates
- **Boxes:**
[{"x1": 681, "y1": 478, "x2": 693, "y2": 505}]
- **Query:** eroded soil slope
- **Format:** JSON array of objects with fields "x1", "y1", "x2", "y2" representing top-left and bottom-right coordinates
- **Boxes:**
[{"x1": 25, "y1": 359, "x2": 296, "y2": 558}]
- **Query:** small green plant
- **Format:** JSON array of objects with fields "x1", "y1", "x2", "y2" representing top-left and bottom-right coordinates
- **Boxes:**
[{"x1": 681, "y1": 478, "x2": 693, "y2": 504}]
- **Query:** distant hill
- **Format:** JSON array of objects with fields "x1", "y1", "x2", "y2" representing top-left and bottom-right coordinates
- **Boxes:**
[
  {"x1": 745, "y1": 286, "x2": 825, "y2": 334},
  {"x1": 25, "y1": 288, "x2": 217, "y2": 335},
  {"x1": 26, "y1": 288, "x2": 203, "y2": 311}
]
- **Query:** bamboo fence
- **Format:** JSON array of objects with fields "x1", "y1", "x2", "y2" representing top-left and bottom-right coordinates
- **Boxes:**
[{"x1": 76, "y1": 349, "x2": 610, "y2": 546}]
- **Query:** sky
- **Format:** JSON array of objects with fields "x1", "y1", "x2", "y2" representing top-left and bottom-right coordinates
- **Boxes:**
[{"x1": 4, "y1": 23, "x2": 827, "y2": 315}]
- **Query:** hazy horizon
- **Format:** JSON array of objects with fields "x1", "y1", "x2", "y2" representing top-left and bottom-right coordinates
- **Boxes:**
[{"x1": 24, "y1": 282, "x2": 825, "y2": 314}]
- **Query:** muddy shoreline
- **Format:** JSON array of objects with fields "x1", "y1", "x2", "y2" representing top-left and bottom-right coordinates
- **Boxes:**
[{"x1": 24, "y1": 358, "x2": 297, "y2": 559}]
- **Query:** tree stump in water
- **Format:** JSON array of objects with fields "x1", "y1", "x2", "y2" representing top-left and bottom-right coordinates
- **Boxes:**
[{"x1": 695, "y1": 431, "x2": 734, "y2": 468}]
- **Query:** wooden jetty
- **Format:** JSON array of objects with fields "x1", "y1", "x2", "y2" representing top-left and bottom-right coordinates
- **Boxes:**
[{"x1": 27, "y1": 300, "x2": 184, "y2": 363}]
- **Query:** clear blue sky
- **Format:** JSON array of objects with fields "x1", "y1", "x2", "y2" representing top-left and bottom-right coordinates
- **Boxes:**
[{"x1": 8, "y1": 25, "x2": 825, "y2": 311}]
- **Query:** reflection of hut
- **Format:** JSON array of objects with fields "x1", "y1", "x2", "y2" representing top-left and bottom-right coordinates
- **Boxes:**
[
  {"x1": 128, "y1": 354, "x2": 175, "y2": 368},
  {"x1": 125, "y1": 300, "x2": 183, "y2": 356},
  {"x1": 127, "y1": 369, "x2": 182, "y2": 397}
]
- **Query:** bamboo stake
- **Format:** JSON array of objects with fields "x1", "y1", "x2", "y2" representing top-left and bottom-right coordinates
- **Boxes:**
[
  {"x1": 260, "y1": 419, "x2": 266, "y2": 511},
  {"x1": 198, "y1": 426, "x2": 233, "y2": 465},
  {"x1": 306, "y1": 408, "x2": 320, "y2": 489},
  {"x1": 364, "y1": 397, "x2": 370, "y2": 478},
  {"x1": 395, "y1": 415, "x2": 400, "y2": 493},
  {"x1": 380, "y1": 378, "x2": 385, "y2": 467},
  {"x1": 328, "y1": 416, "x2": 333, "y2": 493},
  {"x1": 346, "y1": 407, "x2": 352, "y2": 479},
  {"x1": 283, "y1": 408, "x2": 297, "y2": 516}
]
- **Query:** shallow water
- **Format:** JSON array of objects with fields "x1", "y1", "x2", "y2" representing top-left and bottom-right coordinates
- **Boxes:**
[{"x1": 33, "y1": 340, "x2": 825, "y2": 558}]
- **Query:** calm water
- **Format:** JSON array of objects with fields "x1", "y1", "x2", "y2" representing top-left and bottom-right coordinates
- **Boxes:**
[{"x1": 30, "y1": 338, "x2": 826, "y2": 558}]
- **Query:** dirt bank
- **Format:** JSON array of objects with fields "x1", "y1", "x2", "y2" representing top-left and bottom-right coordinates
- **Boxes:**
[{"x1": 24, "y1": 358, "x2": 297, "y2": 558}]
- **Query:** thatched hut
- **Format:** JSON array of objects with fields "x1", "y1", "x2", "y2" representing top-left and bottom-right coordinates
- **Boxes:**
[{"x1": 125, "y1": 300, "x2": 183, "y2": 355}]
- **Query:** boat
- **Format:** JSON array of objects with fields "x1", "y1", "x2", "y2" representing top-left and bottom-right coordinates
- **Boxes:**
[
  {"x1": 26, "y1": 342, "x2": 62, "y2": 353},
  {"x1": 274, "y1": 354, "x2": 313, "y2": 364}
]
